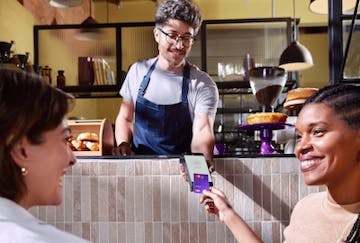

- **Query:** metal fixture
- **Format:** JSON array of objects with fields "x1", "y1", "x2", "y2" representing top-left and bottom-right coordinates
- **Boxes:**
[
  {"x1": 49, "y1": 0, "x2": 82, "y2": 8},
  {"x1": 309, "y1": 0, "x2": 357, "y2": 15},
  {"x1": 74, "y1": 0, "x2": 102, "y2": 41},
  {"x1": 279, "y1": 0, "x2": 313, "y2": 71}
]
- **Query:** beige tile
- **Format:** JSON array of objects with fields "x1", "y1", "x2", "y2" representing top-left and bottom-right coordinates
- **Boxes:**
[
  {"x1": 161, "y1": 176, "x2": 171, "y2": 222},
  {"x1": 160, "y1": 160, "x2": 170, "y2": 175},
  {"x1": 108, "y1": 176, "x2": 117, "y2": 221},
  {"x1": 233, "y1": 158, "x2": 244, "y2": 174},
  {"x1": 82, "y1": 223, "x2": 91, "y2": 241},
  {"x1": 170, "y1": 176, "x2": 180, "y2": 222},
  {"x1": 183, "y1": 222, "x2": 191, "y2": 243},
  {"x1": 143, "y1": 160, "x2": 152, "y2": 176},
  {"x1": 90, "y1": 177, "x2": 99, "y2": 221},
  {"x1": 199, "y1": 222, "x2": 207, "y2": 243},
  {"x1": 145, "y1": 222, "x2": 153, "y2": 243},
  {"x1": 171, "y1": 223, "x2": 180, "y2": 242},
  {"x1": 108, "y1": 163, "x2": 117, "y2": 176},
  {"x1": 162, "y1": 222, "x2": 171, "y2": 243},
  {"x1": 125, "y1": 176, "x2": 135, "y2": 221},
  {"x1": 263, "y1": 158, "x2": 272, "y2": 175},
  {"x1": 180, "y1": 176, "x2": 189, "y2": 221},
  {"x1": 135, "y1": 160, "x2": 143, "y2": 176},
  {"x1": 153, "y1": 222, "x2": 162, "y2": 243},
  {"x1": 152, "y1": 176, "x2": 161, "y2": 221},
  {"x1": 143, "y1": 176, "x2": 154, "y2": 222},
  {"x1": 117, "y1": 223, "x2": 126, "y2": 243},
  {"x1": 135, "y1": 222, "x2": 145, "y2": 243},
  {"x1": 108, "y1": 222, "x2": 118, "y2": 243},
  {"x1": 262, "y1": 175, "x2": 272, "y2": 220},
  {"x1": 116, "y1": 177, "x2": 125, "y2": 221},
  {"x1": 253, "y1": 174, "x2": 262, "y2": 220},
  {"x1": 134, "y1": 176, "x2": 144, "y2": 221},
  {"x1": 125, "y1": 160, "x2": 135, "y2": 176},
  {"x1": 152, "y1": 160, "x2": 162, "y2": 175},
  {"x1": 290, "y1": 174, "x2": 299, "y2": 210},
  {"x1": 243, "y1": 174, "x2": 254, "y2": 220},
  {"x1": 280, "y1": 174, "x2": 290, "y2": 221},
  {"x1": 224, "y1": 159, "x2": 234, "y2": 175},
  {"x1": 46, "y1": 206, "x2": 56, "y2": 222},
  {"x1": 73, "y1": 176, "x2": 81, "y2": 221},
  {"x1": 98, "y1": 162, "x2": 108, "y2": 176},
  {"x1": 271, "y1": 175, "x2": 281, "y2": 221},
  {"x1": 64, "y1": 175, "x2": 73, "y2": 222},
  {"x1": 169, "y1": 159, "x2": 180, "y2": 175},
  {"x1": 125, "y1": 222, "x2": 135, "y2": 243}
]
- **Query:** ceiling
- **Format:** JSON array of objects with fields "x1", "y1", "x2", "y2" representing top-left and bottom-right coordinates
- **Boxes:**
[{"x1": 17, "y1": 0, "x2": 157, "y2": 25}]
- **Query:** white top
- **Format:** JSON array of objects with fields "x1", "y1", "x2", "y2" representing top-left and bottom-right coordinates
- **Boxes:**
[
  {"x1": 120, "y1": 57, "x2": 219, "y2": 121},
  {"x1": 0, "y1": 197, "x2": 89, "y2": 243}
]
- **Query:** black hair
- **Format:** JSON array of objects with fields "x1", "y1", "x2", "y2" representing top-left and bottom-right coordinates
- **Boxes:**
[
  {"x1": 155, "y1": 0, "x2": 202, "y2": 34},
  {"x1": 304, "y1": 84, "x2": 360, "y2": 130},
  {"x1": 345, "y1": 213, "x2": 360, "y2": 243}
]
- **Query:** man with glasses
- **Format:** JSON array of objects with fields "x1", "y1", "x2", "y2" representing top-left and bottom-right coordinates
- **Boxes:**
[{"x1": 115, "y1": 0, "x2": 218, "y2": 169}]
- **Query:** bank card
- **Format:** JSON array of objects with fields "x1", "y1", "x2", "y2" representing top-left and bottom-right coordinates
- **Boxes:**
[{"x1": 193, "y1": 173, "x2": 209, "y2": 193}]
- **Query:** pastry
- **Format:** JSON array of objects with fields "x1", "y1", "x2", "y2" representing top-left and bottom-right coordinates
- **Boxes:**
[
  {"x1": 284, "y1": 87, "x2": 318, "y2": 109},
  {"x1": 247, "y1": 112, "x2": 288, "y2": 125}
]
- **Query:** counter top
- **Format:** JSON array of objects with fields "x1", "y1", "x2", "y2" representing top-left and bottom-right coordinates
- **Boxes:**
[{"x1": 76, "y1": 153, "x2": 296, "y2": 160}]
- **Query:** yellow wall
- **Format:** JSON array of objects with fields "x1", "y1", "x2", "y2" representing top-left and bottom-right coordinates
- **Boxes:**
[{"x1": 0, "y1": 0, "x2": 37, "y2": 63}]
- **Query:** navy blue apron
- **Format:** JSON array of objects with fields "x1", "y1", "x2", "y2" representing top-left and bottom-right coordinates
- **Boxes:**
[{"x1": 133, "y1": 59, "x2": 192, "y2": 155}]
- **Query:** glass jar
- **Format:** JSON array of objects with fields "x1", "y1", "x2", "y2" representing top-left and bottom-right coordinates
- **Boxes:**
[{"x1": 56, "y1": 70, "x2": 66, "y2": 88}]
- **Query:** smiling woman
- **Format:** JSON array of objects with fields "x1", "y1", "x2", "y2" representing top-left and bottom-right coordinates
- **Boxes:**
[
  {"x1": 0, "y1": 68, "x2": 89, "y2": 242},
  {"x1": 199, "y1": 84, "x2": 360, "y2": 243}
]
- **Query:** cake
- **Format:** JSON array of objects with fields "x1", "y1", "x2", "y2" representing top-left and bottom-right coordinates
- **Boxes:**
[
  {"x1": 284, "y1": 87, "x2": 318, "y2": 109},
  {"x1": 247, "y1": 112, "x2": 288, "y2": 125}
]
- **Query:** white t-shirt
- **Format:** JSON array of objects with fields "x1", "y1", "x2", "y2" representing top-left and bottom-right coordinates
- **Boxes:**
[
  {"x1": 0, "y1": 197, "x2": 89, "y2": 243},
  {"x1": 120, "y1": 57, "x2": 219, "y2": 121}
]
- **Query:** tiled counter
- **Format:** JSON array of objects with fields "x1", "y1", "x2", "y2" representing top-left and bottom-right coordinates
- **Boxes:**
[{"x1": 30, "y1": 157, "x2": 324, "y2": 243}]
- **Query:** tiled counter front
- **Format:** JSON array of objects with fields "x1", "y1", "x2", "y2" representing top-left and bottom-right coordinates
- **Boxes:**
[{"x1": 30, "y1": 157, "x2": 324, "y2": 243}]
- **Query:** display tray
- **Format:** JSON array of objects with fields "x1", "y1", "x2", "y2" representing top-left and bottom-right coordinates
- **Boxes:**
[
  {"x1": 68, "y1": 119, "x2": 114, "y2": 156},
  {"x1": 239, "y1": 122, "x2": 294, "y2": 131}
]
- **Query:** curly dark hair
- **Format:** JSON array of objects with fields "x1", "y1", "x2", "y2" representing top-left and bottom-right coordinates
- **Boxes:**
[
  {"x1": 155, "y1": 0, "x2": 202, "y2": 34},
  {"x1": 304, "y1": 84, "x2": 360, "y2": 130},
  {"x1": 0, "y1": 68, "x2": 74, "y2": 201}
]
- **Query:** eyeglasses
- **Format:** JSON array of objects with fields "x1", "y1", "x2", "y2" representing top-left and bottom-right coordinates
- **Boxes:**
[{"x1": 157, "y1": 28, "x2": 195, "y2": 47}]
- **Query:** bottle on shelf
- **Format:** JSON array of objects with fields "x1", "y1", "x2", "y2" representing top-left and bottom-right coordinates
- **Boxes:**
[{"x1": 56, "y1": 70, "x2": 66, "y2": 88}]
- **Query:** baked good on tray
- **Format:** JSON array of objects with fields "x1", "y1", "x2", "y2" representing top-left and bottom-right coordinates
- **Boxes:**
[
  {"x1": 284, "y1": 87, "x2": 318, "y2": 109},
  {"x1": 247, "y1": 112, "x2": 288, "y2": 125}
]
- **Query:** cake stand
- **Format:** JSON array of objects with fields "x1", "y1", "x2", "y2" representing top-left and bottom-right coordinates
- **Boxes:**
[{"x1": 239, "y1": 122, "x2": 294, "y2": 154}]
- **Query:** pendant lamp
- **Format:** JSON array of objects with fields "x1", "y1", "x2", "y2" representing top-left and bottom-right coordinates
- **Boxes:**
[
  {"x1": 74, "y1": 0, "x2": 103, "y2": 41},
  {"x1": 49, "y1": 0, "x2": 82, "y2": 8},
  {"x1": 279, "y1": 0, "x2": 313, "y2": 71},
  {"x1": 309, "y1": 0, "x2": 356, "y2": 15}
]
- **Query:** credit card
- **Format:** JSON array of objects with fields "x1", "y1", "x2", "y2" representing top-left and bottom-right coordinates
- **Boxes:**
[{"x1": 193, "y1": 173, "x2": 209, "y2": 193}]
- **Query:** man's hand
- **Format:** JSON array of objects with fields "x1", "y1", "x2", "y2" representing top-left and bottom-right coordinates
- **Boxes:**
[{"x1": 114, "y1": 142, "x2": 133, "y2": 156}]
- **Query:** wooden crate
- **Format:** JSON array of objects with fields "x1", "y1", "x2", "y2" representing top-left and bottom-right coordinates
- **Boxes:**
[{"x1": 68, "y1": 118, "x2": 114, "y2": 156}]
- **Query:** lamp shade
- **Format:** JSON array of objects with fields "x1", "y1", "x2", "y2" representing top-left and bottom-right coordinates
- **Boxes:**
[
  {"x1": 279, "y1": 41, "x2": 314, "y2": 71},
  {"x1": 49, "y1": 0, "x2": 82, "y2": 8},
  {"x1": 309, "y1": 0, "x2": 356, "y2": 14},
  {"x1": 74, "y1": 16, "x2": 103, "y2": 41}
]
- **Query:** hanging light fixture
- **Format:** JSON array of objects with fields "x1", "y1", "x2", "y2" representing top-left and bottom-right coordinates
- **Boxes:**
[
  {"x1": 74, "y1": 0, "x2": 103, "y2": 41},
  {"x1": 49, "y1": 0, "x2": 82, "y2": 8},
  {"x1": 279, "y1": 0, "x2": 313, "y2": 71},
  {"x1": 309, "y1": 0, "x2": 356, "y2": 15}
]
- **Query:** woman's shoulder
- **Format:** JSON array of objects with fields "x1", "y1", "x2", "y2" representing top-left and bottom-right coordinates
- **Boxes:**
[{"x1": 292, "y1": 191, "x2": 326, "y2": 215}]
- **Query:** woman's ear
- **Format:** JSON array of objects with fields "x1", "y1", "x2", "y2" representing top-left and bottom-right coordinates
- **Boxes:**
[{"x1": 10, "y1": 138, "x2": 28, "y2": 167}]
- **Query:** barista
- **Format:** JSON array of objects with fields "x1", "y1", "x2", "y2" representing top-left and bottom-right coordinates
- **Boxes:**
[{"x1": 114, "y1": 0, "x2": 219, "y2": 165}]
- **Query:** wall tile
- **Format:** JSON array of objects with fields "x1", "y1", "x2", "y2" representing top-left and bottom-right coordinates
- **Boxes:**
[{"x1": 30, "y1": 158, "x2": 324, "y2": 243}]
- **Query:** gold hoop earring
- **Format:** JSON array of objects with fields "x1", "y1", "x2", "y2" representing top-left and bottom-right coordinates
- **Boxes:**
[{"x1": 21, "y1": 167, "x2": 28, "y2": 176}]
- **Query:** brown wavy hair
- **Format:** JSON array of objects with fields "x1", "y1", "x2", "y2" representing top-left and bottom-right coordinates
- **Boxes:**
[{"x1": 0, "y1": 68, "x2": 74, "y2": 202}]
